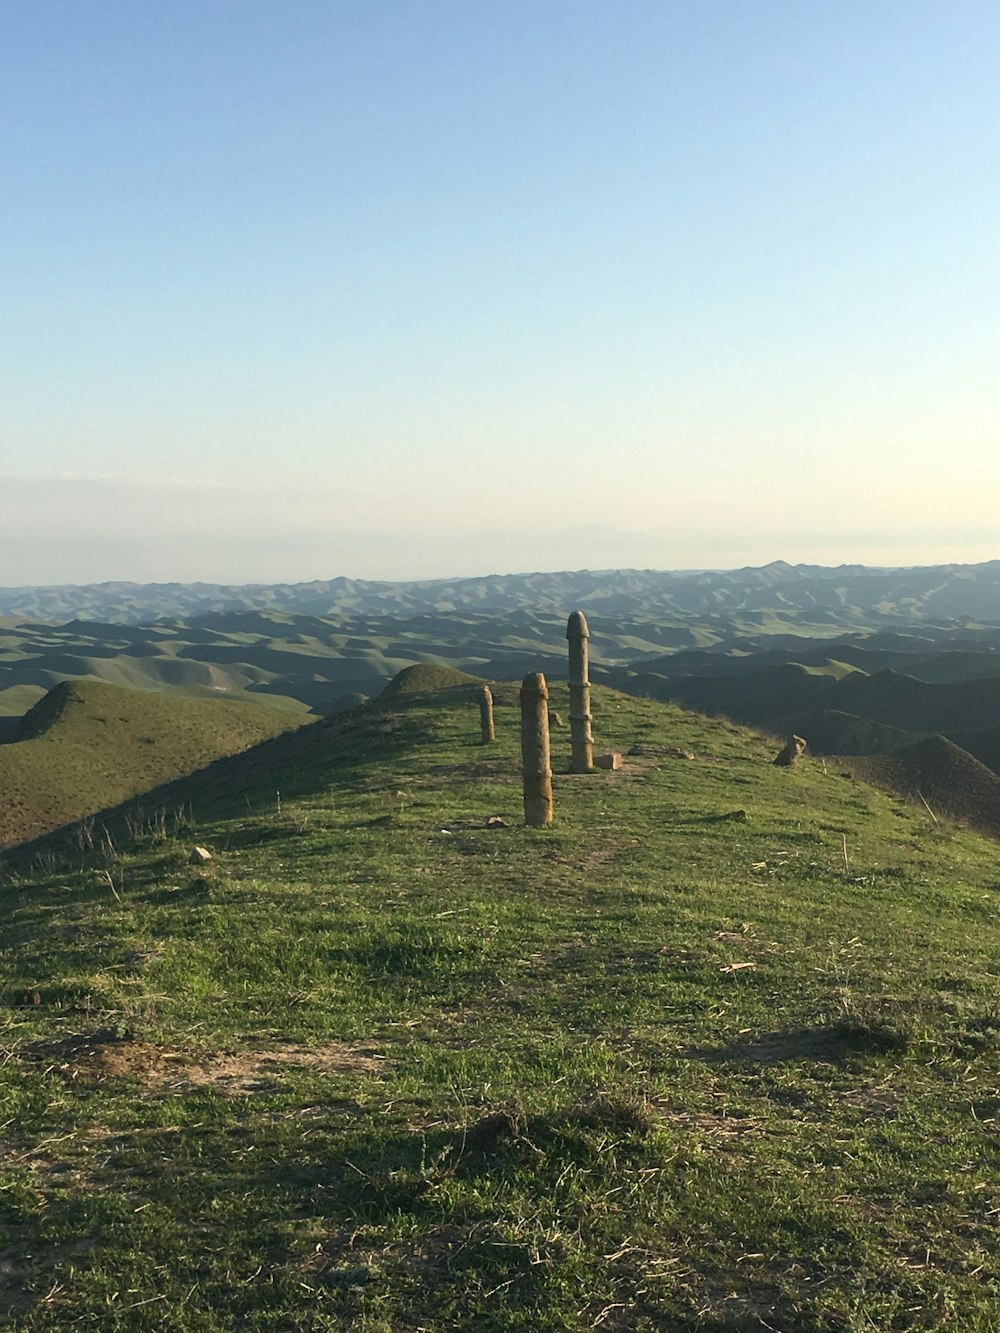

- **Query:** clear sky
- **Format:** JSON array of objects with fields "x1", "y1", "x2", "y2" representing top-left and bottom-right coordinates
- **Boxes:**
[{"x1": 2, "y1": 0, "x2": 998, "y2": 584}]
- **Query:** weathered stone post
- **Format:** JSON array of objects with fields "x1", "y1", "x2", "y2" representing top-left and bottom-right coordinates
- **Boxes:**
[
  {"x1": 520, "y1": 672, "x2": 553, "y2": 826},
  {"x1": 479, "y1": 685, "x2": 495, "y2": 743},
  {"x1": 773, "y1": 734, "x2": 807, "y2": 767},
  {"x1": 566, "y1": 611, "x2": 593, "y2": 773}
]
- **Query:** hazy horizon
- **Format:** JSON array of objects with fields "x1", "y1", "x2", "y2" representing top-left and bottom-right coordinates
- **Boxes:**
[
  {"x1": 3, "y1": 526, "x2": 1000, "y2": 594},
  {"x1": 4, "y1": 2, "x2": 997, "y2": 585},
  {"x1": 2, "y1": 469, "x2": 999, "y2": 585}
]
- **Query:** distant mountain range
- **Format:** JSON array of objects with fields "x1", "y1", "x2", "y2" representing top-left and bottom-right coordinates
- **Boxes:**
[
  {"x1": 5, "y1": 560, "x2": 1000, "y2": 832},
  {"x1": 4, "y1": 559, "x2": 1000, "y2": 625}
]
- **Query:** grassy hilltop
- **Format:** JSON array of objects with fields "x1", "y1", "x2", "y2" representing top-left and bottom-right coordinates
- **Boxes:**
[
  {"x1": 0, "y1": 679, "x2": 300, "y2": 849},
  {"x1": 1, "y1": 678, "x2": 999, "y2": 1329}
]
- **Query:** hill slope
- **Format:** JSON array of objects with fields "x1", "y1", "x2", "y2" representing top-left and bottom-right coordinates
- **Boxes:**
[
  {"x1": 839, "y1": 735, "x2": 1000, "y2": 837},
  {"x1": 2, "y1": 684, "x2": 998, "y2": 1328},
  {"x1": 0, "y1": 679, "x2": 300, "y2": 849}
]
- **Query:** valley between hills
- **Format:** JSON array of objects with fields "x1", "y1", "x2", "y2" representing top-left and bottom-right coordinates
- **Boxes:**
[{"x1": 1, "y1": 563, "x2": 999, "y2": 1328}]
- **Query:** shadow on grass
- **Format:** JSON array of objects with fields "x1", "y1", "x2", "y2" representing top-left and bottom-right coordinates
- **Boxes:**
[
  {"x1": 1, "y1": 1086, "x2": 898, "y2": 1331},
  {"x1": 246, "y1": 1092, "x2": 659, "y2": 1226},
  {"x1": 3, "y1": 703, "x2": 435, "y2": 872},
  {"x1": 685, "y1": 1018, "x2": 910, "y2": 1066}
]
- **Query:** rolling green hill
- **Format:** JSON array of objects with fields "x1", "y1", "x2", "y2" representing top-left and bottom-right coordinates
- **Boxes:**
[
  {"x1": 5, "y1": 604, "x2": 1000, "y2": 734},
  {"x1": 0, "y1": 679, "x2": 301, "y2": 850},
  {"x1": 0, "y1": 607, "x2": 708, "y2": 720},
  {"x1": 1, "y1": 680, "x2": 999, "y2": 1328},
  {"x1": 379, "y1": 663, "x2": 484, "y2": 697}
]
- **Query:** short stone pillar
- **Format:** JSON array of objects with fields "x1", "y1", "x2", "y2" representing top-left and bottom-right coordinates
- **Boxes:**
[
  {"x1": 566, "y1": 611, "x2": 593, "y2": 773},
  {"x1": 479, "y1": 685, "x2": 495, "y2": 743},
  {"x1": 520, "y1": 672, "x2": 553, "y2": 826}
]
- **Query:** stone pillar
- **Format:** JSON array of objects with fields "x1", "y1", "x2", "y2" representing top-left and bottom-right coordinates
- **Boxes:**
[
  {"x1": 479, "y1": 685, "x2": 495, "y2": 743},
  {"x1": 520, "y1": 672, "x2": 553, "y2": 826},
  {"x1": 566, "y1": 611, "x2": 593, "y2": 773}
]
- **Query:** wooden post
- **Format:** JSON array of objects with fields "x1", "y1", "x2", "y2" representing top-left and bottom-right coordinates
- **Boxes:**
[
  {"x1": 479, "y1": 684, "x2": 495, "y2": 743},
  {"x1": 520, "y1": 672, "x2": 553, "y2": 826},
  {"x1": 566, "y1": 611, "x2": 593, "y2": 773}
]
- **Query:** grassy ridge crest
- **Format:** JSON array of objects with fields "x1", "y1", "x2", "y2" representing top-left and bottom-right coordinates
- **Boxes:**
[{"x1": 1, "y1": 684, "x2": 998, "y2": 1327}]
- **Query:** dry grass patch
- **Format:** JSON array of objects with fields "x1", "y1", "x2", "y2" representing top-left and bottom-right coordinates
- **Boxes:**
[
  {"x1": 17, "y1": 1031, "x2": 387, "y2": 1095},
  {"x1": 174, "y1": 1041, "x2": 386, "y2": 1096}
]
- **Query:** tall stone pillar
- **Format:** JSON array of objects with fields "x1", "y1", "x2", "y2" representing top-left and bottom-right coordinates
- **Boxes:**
[
  {"x1": 520, "y1": 672, "x2": 553, "y2": 826},
  {"x1": 566, "y1": 611, "x2": 593, "y2": 773},
  {"x1": 479, "y1": 685, "x2": 495, "y2": 743}
]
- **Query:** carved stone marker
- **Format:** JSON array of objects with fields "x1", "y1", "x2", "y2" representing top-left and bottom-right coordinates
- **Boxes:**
[
  {"x1": 566, "y1": 610, "x2": 593, "y2": 773},
  {"x1": 520, "y1": 671, "x2": 553, "y2": 826},
  {"x1": 479, "y1": 685, "x2": 495, "y2": 743},
  {"x1": 773, "y1": 735, "x2": 807, "y2": 767}
]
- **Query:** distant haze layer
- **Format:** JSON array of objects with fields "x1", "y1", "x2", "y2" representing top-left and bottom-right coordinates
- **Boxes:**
[{"x1": 1, "y1": 474, "x2": 998, "y2": 587}]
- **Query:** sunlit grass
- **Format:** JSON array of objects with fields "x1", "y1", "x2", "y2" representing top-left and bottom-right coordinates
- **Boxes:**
[{"x1": 1, "y1": 685, "x2": 998, "y2": 1329}]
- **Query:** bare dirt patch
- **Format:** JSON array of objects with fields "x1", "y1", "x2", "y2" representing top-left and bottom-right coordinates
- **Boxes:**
[
  {"x1": 18, "y1": 1031, "x2": 387, "y2": 1095},
  {"x1": 19, "y1": 1029, "x2": 167, "y2": 1083},
  {"x1": 306, "y1": 1224, "x2": 468, "y2": 1289},
  {"x1": 172, "y1": 1043, "x2": 385, "y2": 1096},
  {"x1": 661, "y1": 1105, "x2": 752, "y2": 1143}
]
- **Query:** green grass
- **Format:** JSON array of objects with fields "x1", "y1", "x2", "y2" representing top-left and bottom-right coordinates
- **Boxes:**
[
  {"x1": 0, "y1": 680, "x2": 300, "y2": 849},
  {"x1": 0, "y1": 686, "x2": 47, "y2": 719},
  {"x1": 1, "y1": 684, "x2": 998, "y2": 1329},
  {"x1": 379, "y1": 663, "x2": 484, "y2": 696}
]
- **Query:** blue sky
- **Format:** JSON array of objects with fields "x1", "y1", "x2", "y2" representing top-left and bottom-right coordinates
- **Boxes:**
[{"x1": 2, "y1": 1, "x2": 998, "y2": 583}]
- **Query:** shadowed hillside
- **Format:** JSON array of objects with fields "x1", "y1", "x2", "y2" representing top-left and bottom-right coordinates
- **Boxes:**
[
  {"x1": 621, "y1": 634, "x2": 1000, "y2": 781},
  {"x1": 839, "y1": 735, "x2": 1000, "y2": 838},
  {"x1": 771, "y1": 708, "x2": 921, "y2": 757},
  {"x1": 0, "y1": 679, "x2": 300, "y2": 849}
]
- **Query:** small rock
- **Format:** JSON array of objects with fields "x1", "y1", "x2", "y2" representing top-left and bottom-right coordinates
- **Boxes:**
[
  {"x1": 772, "y1": 735, "x2": 807, "y2": 767},
  {"x1": 121, "y1": 950, "x2": 163, "y2": 967},
  {"x1": 548, "y1": 711, "x2": 564, "y2": 727},
  {"x1": 189, "y1": 846, "x2": 213, "y2": 865},
  {"x1": 594, "y1": 752, "x2": 623, "y2": 771}
]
